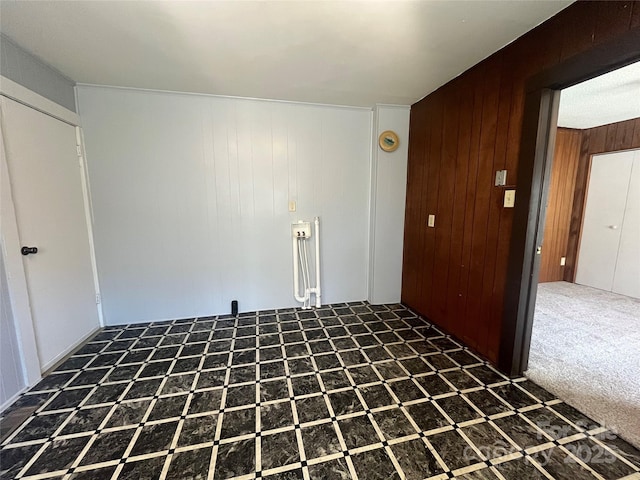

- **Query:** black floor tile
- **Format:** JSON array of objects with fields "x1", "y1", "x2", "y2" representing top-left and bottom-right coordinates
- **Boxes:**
[
  {"x1": 124, "y1": 378, "x2": 163, "y2": 399},
  {"x1": 261, "y1": 430, "x2": 300, "y2": 470},
  {"x1": 260, "y1": 401, "x2": 293, "y2": 432},
  {"x1": 338, "y1": 414, "x2": 379, "y2": 449},
  {"x1": 189, "y1": 389, "x2": 223, "y2": 415},
  {"x1": 2, "y1": 302, "x2": 637, "y2": 480},
  {"x1": 351, "y1": 447, "x2": 400, "y2": 480},
  {"x1": 301, "y1": 421, "x2": 341, "y2": 459},
  {"x1": 11, "y1": 412, "x2": 69, "y2": 443},
  {"x1": 496, "y1": 413, "x2": 550, "y2": 448},
  {"x1": 219, "y1": 407, "x2": 256, "y2": 439},
  {"x1": 129, "y1": 420, "x2": 178, "y2": 455},
  {"x1": 178, "y1": 414, "x2": 218, "y2": 446},
  {"x1": 328, "y1": 390, "x2": 363, "y2": 416},
  {"x1": 291, "y1": 374, "x2": 321, "y2": 396},
  {"x1": 463, "y1": 421, "x2": 516, "y2": 460},
  {"x1": 214, "y1": 438, "x2": 255, "y2": 479},
  {"x1": 405, "y1": 401, "x2": 449, "y2": 432},
  {"x1": 260, "y1": 379, "x2": 290, "y2": 402},
  {"x1": 60, "y1": 406, "x2": 111, "y2": 435},
  {"x1": 428, "y1": 429, "x2": 479, "y2": 470},
  {"x1": 535, "y1": 446, "x2": 599, "y2": 480},
  {"x1": 359, "y1": 383, "x2": 395, "y2": 409},
  {"x1": 391, "y1": 438, "x2": 443, "y2": 479},
  {"x1": 225, "y1": 385, "x2": 257, "y2": 408},
  {"x1": 435, "y1": 394, "x2": 482, "y2": 424},
  {"x1": 79, "y1": 428, "x2": 136, "y2": 465},
  {"x1": 196, "y1": 369, "x2": 226, "y2": 389},
  {"x1": 24, "y1": 437, "x2": 89, "y2": 476},
  {"x1": 415, "y1": 373, "x2": 454, "y2": 396},
  {"x1": 68, "y1": 465, "x2": 116, "y2": 479},
  {"x1": 161, "y1": 373, "x2": 196, "y2": 395},
  {"x1": 295, "y1": 395, "x2": 329, "y2": 423},
  {"x1": 564, "y1": 438, "x2": 636, "y2": 479},
  {"x1": 373, "y1": 407, "x2": 416, "y2": 440},
  {"x1": 118, "y1": 455, "x2": 166, "y2": 480},
  {"x1": 308, "y1": 457, "x2": 352, "y2": 479},
  {"x1": 148, "y1": 394, "x2": 188, "y2": 421},
  {"x1": 495, "y1": 455, "x2": 548, "y2": 480},
  {"x1": 166, "y1": 446, "x2": 213, "y2": 479}
]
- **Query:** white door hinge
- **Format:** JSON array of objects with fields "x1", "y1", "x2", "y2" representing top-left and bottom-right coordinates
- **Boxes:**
[
  {"x1": 96, "y1": 293, "x2": 101, "y2": 304},
  {"x1": 76, "y1": 145, "x2": 82, "y2": 157}
]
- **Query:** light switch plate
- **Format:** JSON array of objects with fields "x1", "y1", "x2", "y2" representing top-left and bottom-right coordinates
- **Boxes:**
[
  {"x1": 504, "y1": 190, "x2": 516, "y2": 208},
  {"x1": 560, "y1": 257, "x2": 566, "y2": 266},
  {"x1": 288, "y1": 201, "x2": 296, "y2": 212},
  {"x1": 428, "y1": 214, "x2": 435, "y2": 227},
  {"x1": 495, "y1": 170, "x2": 507, "y2": 186}
]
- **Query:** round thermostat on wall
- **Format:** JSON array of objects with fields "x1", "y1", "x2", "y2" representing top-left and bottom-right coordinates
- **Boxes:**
[{"x1": 378, "y1": 130, "x2": 399, "y2": 152}]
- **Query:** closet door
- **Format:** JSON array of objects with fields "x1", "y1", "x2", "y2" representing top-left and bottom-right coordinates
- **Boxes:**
[
  {"x1": 1, "y1": 96, "x2": 99, "y2": 370},
  {"x1": 612, "y1": 150, "x2": 640, "y2": 299},
  {"x1": 575, "y1": 151, "x2": 634, "y2": 292}
]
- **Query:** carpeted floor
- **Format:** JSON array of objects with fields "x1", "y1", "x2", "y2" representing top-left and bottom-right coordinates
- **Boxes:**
[{"x1": 527, "y1": 281, "x2": 640, "y2": 449}]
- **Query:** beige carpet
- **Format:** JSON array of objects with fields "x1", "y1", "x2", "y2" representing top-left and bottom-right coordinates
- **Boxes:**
[{"x1": 526, "y1": 281, "x2": 640, "y2": 448}]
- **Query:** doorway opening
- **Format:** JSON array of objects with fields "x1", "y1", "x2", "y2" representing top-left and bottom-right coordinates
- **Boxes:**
[{"x1": 526, "y1": 61, "x2": 640, "y2": 448}]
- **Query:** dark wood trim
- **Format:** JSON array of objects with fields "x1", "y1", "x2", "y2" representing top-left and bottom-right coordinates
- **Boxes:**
[
  {"x1": 499, "y1": 89, "x2": 559, "y2": 376},
  {"x1": 500, "y1": 28, "x2": 640, "y2": 376},
  {"x1": 525, "y1": 28, "x2": 640, "y2": 94}
]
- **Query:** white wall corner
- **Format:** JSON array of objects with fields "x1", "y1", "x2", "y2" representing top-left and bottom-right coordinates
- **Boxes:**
[
  {"x1": 367, "y1": 107, "x2": 380, "y2": 303},
  {"x1": 368, "y1": 104, "x2": 410, "y2": 305}
]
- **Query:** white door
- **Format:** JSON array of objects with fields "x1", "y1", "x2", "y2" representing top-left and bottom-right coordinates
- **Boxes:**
[
  {"x1": 1, "y1": 96, "x2": 99, "y2": 370},
  {"x1": 575, "y1": 151, "x2": 634, "y2": 292},
  {"x1": 612, "y1": 150, "x2": 640, "y2": 299}
]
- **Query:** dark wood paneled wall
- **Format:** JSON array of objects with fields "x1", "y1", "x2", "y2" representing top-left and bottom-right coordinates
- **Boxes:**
[
  {"x1": 402, "y1": 1, "x2": 640, "y2": 364},
  {"x1": 564, "y1": 117, "x2": 640, "y2": 281},
  {"x1": 539, "y1": 128, "x2": 582, "y2": 283}
]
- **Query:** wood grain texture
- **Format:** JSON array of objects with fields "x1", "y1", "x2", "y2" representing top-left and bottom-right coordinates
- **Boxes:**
[
  {"x1": 539, "y1": 129, "x2": 581, "y2": 283},
  {"x1": 402, "y1": 0, "x2": 640, "y2": 364},
  {"x1": 564, "y1": 117, "x2": 640, "y2": 282}
]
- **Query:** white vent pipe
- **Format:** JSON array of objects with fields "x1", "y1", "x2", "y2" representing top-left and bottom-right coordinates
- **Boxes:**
[{"x1": 313, "y1": 217, "x2": 321, "y2": 308}]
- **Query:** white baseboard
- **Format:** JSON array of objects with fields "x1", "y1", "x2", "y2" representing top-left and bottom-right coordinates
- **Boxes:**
[
  {"x1": 1, "y1": 326, "x2": 101, "y2": 414},
  {"x1": 40, "y1": 326, "x2": 102, "y2": 375},
  {"x1": 0, "y1": 385, "x2": 29, "y2": 414}
]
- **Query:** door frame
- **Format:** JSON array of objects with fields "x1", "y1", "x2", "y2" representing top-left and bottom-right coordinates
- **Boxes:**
[
  {"x1": 0, "y1": 76, "x2": 103, "y2": 387},
  {"x1": 499, "y1": 29, "x2": 640, "y2": 377}
]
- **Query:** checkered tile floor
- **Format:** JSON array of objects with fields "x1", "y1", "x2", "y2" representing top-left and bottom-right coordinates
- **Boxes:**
[{"x1": 2, "y1": 302, "x2": 639, "y2": 480}]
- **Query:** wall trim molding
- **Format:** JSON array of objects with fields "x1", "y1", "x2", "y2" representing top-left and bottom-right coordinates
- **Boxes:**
[
  {"x1": 76, "y1": 83, "x2": 377, "y2": 111},
  {"x1": 1, "y1": 75, "x2": 79, "y2": 126},
  {"x1": 0, "y1": 385, "x2": 28, "y2": 414},
  {"x1": 41, "y1": 326, "x2": 101, "y2": 374}
]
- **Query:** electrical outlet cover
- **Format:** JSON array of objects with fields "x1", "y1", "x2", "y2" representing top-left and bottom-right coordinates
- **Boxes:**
[{"x1": 292, "y1": 222, "x2": 311, "y2": 238}]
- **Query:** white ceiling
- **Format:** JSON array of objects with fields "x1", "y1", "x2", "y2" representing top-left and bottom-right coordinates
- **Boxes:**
[
  {"x1": 558, "y1": 61, "x2": 640, "y2": 129},
  {"x1": 0, "y1": 0, "x2": 572, "y2": 107}
]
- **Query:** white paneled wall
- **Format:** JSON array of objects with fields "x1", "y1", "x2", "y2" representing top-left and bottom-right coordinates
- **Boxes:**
[
  {"x1": 0, "y1": 248, "x2": 25, "y2": 409},
  {"x1": 77, "y1": 86, "x2": 372, "y2": 324},
  {"x1": 369, "y1": 105, "x2": 410, "y2": 304}
]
